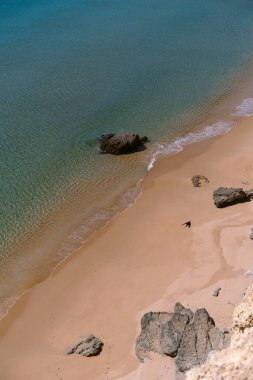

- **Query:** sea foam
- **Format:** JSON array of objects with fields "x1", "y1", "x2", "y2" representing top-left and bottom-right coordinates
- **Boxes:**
[
  {"x1": 233, "y1": 98, "x2": 253, "y2": 117},
  {"x1": 148, "y1": 121, "x2": 234, "y2": 171}
]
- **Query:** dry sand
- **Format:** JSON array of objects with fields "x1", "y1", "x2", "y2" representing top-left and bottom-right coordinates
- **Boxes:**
[{"x1": 0, "y1": 116, "x2": 253, "y2": 380}]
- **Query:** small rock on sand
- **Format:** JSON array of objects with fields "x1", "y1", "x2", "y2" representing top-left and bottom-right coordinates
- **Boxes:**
[
  {"x1": 65, "y1": 334, "x2": 104, "y2": 357},
  {"x1": 244, "y1": 271, "x2": 253, "y2": 278},
  {"x1": 212, "y1": 287, "x2": 221, "y2": 297}
]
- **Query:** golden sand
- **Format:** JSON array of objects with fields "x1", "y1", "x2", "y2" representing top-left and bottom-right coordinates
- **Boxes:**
[{"x1": 0, "y1": 116, "x2": 253, "y2": 379}]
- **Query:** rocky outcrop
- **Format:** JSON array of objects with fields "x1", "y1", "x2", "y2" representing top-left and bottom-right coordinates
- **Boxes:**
[
  {"x1": 135, "y1": 303, "x2": 229, "y2": 374},
  {"x1": 65, "y1": 334, "x2": 104, "y2": 357},
  {"x1": 232, "y1": 284, "x2": 253, "y2": 332},
  {"x1": 99, "y1": 132, "x2": 148, "y2": 155},
  {"x1": 213, "y1": 187, "x2": 253, "y2": 208},
  {"x1": 191, "y1": 175, "x2": 209, "y2": 188},
  {"x1": 187, "y1": 285, "x2": 253, "y2": 380},
  {"x1": 187, "y1": 327, "x2": 253, "y2": 380}
]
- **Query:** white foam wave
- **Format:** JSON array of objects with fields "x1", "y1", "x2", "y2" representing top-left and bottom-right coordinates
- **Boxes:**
[
  {"x1": 148, "y1": 121, "x2": 234, "y2": 171},
  {"x1": 0, "y1": 293, "x2": 25, "y2": 321},
  {"x1": 233, "y1": 98, "x2": 253, "y2": 117}
]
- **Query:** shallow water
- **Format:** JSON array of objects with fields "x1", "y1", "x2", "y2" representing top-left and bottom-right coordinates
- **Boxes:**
[{"x1": 1, "y1": 0, "x2": 253, "y2": 315}]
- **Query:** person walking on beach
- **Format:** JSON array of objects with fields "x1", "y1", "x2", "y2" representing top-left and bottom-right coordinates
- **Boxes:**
[{"x1": 182, "y1": 221, "x2": 191, "y2": 228}]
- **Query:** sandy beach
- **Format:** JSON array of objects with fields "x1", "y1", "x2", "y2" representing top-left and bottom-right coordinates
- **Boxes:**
[{"x1": 1, "y1": 115, "x2": 253, "y2": 380}]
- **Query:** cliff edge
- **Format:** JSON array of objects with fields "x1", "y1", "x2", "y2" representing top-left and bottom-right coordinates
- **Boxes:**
[{"x1": 186, "y1": 284, "x2": 253, "y2": 380}]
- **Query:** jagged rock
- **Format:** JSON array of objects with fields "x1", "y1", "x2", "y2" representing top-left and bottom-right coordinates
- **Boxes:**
[
  {"x1": 232, "y1": 284, "x2": 253, "y2": 332},
  {"x1": 136, "y1": 304, "x2": 229, "y2": 374},
  {"x1": 135, "y1": 311, "x2": 173, "y2": 360},
  {"x1": 65, "y1": 334, "x2": 103, "y2": 357},
  {"x1": 191, "y1": 175, "x2": 209, "y2": 187},
  {"x1": 187, "y1": 327, "x2": 253, "y2": 380},
  {"x1": 99, "y1": 132, "x2": 148, "y2": 155},
  {"x1": 135, "y1": 303, "x2": 193, "y2": 361},
  {"x1": 213, "y1": 187, "x2": 253, "y2": 208},
  {"x1": 187, "y1": 285, "x2": 253, "y2": 380},
  {"x1": 212, "y1": 287, "x2": 221, "y2": 297}
]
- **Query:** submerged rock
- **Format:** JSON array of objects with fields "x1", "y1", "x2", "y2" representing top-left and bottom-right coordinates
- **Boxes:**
[
  {"x1": 136, "y1": 303, "x2": 229, "y2": 374},
  {"x1": 99, "y1": 132, "x2": 148, "y2": 155},
  {"x1": 191, "y1": 175, "x2": 209, "y2": 187},
  {"x1": 65, "y1": 334, "x2": 104, "y2": 357},
  {"x1": 213, "y1": 187, "x2": 253, "y2": 208}
]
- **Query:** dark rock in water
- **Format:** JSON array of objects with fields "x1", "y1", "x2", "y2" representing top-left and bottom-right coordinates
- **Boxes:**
[
  {"x1": 65, "y1": 334, "x2": 103, "y2": 357},
  {"x1": 213, "y1": 187, "x2": 253, "y2": 208},
  {"x1": 99, "y1": 132, "x2": 149, "y2": 155},
  {"x1": 136, "y1": 303, "x2": 230, "y2": 374},
  {"x1": 212, "y1": 287, "x2": 222, "y2": 297},
  {"x1": 191, "y1": 175, "x2": 209, "y2": 187}
]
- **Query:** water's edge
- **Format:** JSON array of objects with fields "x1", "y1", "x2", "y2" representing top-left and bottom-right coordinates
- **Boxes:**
[{"x1": 1, "y1": 93, "x2": 253, "y2": 321}]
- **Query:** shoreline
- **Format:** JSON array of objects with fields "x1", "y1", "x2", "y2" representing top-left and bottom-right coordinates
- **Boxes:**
[
  {"x1": 1, "y1": 114, "x2": 253, "y2": 379},
  {"x1": 2, "y1": 68, "x2": 253, "y2": 318}
]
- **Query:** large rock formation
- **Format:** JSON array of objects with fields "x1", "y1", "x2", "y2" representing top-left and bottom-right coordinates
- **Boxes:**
[
  {"x1": 135, "y1": 303, "x2": 229, "y2": 374},
  {"x1": 213, "y1": 187, "x2": 253, "y2": 208},
  {"x1": 187, "y1": 285, "x2": 253, "y2": 380},
  {"x1": 99, "y1": 132, "x2": 148, "y2": 155},
  {"x1": 65, "y1": 334, "x2": 104, "y2": 357}
]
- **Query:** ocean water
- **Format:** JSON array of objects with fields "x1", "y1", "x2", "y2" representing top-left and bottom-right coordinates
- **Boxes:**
[{"x1": 1, "y1": 0, "x2": 253, "y2": 315}]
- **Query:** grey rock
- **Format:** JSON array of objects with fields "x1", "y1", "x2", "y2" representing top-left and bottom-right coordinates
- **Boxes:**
[
  {"x1": 177, "y1": 309, "x2": 230, "y2": 372},
  {"x1": 191, "y1": 175, "x2": 209, "y2": 188},
  {"x1": 136, "y1": 304, "x2": 230, "y2": 374},
  {"x1": 176, "y1": 323, "x2": 199, "y2": 372},
  {"x1": 245, "y1": 270, "x2": 253, "y2": 277},
  {"x1": 212, "y1": 287, "x2": 221, "y2": 297},
  {"x1": 135, "y1": 311, "x2": 173, "y2": 360},
  {"x1": 99, "y1": 132, "x2": 148, "y2": 155},
  {"x1": 213, "y1": 187, "x2": 253, "y2": 208},
  {"x1": 65, "y1": 334, "x2": 103, "y2": 357},
  {"x1": 193, "y1": 309, "x2": 213, "y2": 363},
  {"x1": 135, "y1": 303, "x2": 193, "y2": 361},
  {"x1": 209, "y1": 327, "x2": 226, "y2": 350},
  {"x1": 161, "y1": 312, "x2": 189, "y2": 357}
]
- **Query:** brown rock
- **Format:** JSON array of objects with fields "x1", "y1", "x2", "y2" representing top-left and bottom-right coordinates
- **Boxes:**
[
  {"x1": 65, "y1": 334, "x2": 104, "y2": 357},
  {"x1": 99, "y1": 132, "x2": 148, "y2": 155},
  {"x1": 191, "y1": 175, "x2": 209, "y2": 187},
  {"x1": 213, "y1": 187, "x2": 253, "y2": 208}
]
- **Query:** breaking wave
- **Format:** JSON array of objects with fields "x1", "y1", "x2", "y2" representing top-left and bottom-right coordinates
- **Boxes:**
[{"x1": 147, "y1": 121, "x2": 235, "y2": 171}]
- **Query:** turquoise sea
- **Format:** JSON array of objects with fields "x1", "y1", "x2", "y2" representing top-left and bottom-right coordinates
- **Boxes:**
[{"x1": 1, "y1": 0, "x2": 253, "y2": 315}]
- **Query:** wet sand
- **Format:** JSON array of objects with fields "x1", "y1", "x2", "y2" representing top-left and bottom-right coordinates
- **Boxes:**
[{"x1": 0, "y1": 116, "x2": 253, "y2": 379}]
